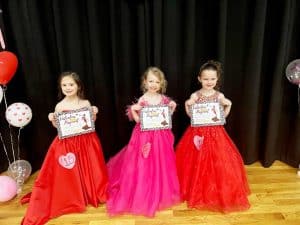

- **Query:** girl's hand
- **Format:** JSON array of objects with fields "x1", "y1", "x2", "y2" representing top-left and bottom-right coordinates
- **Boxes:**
[
  {"x1": 48, "y1": 112, "x2": 55, "y2": 121},
  {"x1": 168, "y1": 101, "x2": 177, "y2": 113},
  {"x1": 185, "y1": 97, "x2": 197, "y2": 117},
  {"x1": 131, "y1": 103, "x2": 142, "y2": 123},
  {"x1": 186, "y1": 99, "x2": 195, "y2": 106},
  {"x1": 131, "y1": 104, "x2": 142, "y2": 112},
  {"x1": 91, "y1": 106, "x2": 99, "y2": 114},
  {"x1": 91, "y1": 106, "x2": 98, "y2": 121},
  {"x1": 219, "y1": 97, "x2": 232, "y2": 106},
  {"x1": 218, "y1": 94, "x2": 232, "y2": 117},
  {"x1": 185, "y1": 93, "x2": 198, "y2": 117},
  {"x1": 48, "y1": 112, "x2": 57, "y2": 128}
]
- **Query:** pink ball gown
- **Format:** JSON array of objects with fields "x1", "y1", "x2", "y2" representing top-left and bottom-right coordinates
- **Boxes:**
[{"x1": 107, "y1": 95, "x2": 180, "y2": 217}]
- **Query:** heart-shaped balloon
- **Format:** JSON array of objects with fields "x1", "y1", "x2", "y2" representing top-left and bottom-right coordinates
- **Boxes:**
[{"x1": 0, "y1": 51, "x2": 18, "y2": 85}]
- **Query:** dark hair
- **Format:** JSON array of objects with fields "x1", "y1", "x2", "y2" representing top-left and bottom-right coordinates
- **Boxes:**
[
  {"x1": 57, "y1": 71, "x2": 85, "y2": 99},
  {"x1": 198, "y1": 60, "x2": 223, "y2": 90},
  {"x1": 140, "y1": 67, "x2": 168, "y2": 94}
]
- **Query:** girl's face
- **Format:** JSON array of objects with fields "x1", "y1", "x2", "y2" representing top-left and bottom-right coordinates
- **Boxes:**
[
  {"x1": 60, "y1": 76, "x2": 79, "y2": 97},
  {"x1": 198, "y1": 69, "x2": 218, "y2": 90},
  {"x1": 144, "y1": 71, "x2": 161, "y2": 93}
]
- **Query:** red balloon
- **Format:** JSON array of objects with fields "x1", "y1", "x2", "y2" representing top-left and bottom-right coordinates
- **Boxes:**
[{"x1": 0, "y1": 51, "x2": 18, "y2": 85}]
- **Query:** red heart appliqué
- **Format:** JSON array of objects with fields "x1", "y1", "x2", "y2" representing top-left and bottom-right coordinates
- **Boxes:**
[
  {"x1": 58, "y1": 152, "x2": 76, "y2": 169},
  {"x1": 141, "y1": 142, "x2": 151, "y2": 158},
  {"x1": 193, "y1": 135, "x2": 204, "y2": 150}
]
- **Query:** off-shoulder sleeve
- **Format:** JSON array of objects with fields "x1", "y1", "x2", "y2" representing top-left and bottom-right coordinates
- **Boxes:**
[
  {"x1": 126, "y1": 105, "x2": 134, "y2": 121},
  {"x1": 161, "y1": 95, "x2": 171, "y2": 104},
  {"x1": 125, "y1": 99, "x2": 146, "y2": 121}
]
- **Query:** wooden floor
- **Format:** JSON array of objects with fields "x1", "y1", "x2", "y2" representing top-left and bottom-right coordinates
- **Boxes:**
[{"x1": 1, "y1": 161, "x2": 300, "y2": 225}]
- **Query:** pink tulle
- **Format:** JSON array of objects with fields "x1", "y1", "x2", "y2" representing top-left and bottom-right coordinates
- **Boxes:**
[{"x1": 107, "y1": 95, "x2": 180, "y2": 217}]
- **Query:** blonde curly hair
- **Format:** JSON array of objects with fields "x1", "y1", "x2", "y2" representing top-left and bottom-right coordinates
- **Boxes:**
[{"x1": 140, "y1": 67, "x2": 167, "y2": 94}]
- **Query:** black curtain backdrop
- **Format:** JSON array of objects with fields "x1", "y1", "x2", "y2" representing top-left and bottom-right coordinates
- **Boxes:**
[{"x1": 0, "y1": 0, "x2": 299, "y2": 172}]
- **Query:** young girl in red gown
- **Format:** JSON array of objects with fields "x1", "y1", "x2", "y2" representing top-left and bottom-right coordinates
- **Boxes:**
[
  {"x1": 21, "y1": 72, "x2": 108, "y2": 225},
  {"x1": 175, "y1": 61, "x2": 250, "y2": 213}
]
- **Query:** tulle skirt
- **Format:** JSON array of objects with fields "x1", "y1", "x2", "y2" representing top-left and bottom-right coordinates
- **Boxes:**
[
  {"x1": 176, "y1": 125, "x2": 250, "y2": 212},
  {"x1": 107, "y1": 124, "x2": 180, "y2": 217}
]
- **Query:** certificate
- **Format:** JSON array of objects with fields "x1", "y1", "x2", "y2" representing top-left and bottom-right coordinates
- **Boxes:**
[
  {"x1": 190, "y1": 102, "x2": 225, "y2": 127},
  {"x1": 140, "y1": 105, "x2": 172, "y2": 131},
  {"x1": 55, "y1": 107, "x2": 95, "y2": 139}
]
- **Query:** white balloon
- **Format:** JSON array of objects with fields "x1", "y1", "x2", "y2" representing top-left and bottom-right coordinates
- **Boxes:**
[
  {"x1": 5, "y1": 102, "x2": 32, "y2": 127},
  {"x1": 286, "y1": 59, "x2": 300, "y2": 85},
  {"x1": 0, "y1": 86, "x2": 3, "y2": 103}
]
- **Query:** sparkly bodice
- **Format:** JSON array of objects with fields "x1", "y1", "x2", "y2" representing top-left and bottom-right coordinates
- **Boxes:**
[{"x1": 196, "y1": 91, "x2": 220, "y2": 103}]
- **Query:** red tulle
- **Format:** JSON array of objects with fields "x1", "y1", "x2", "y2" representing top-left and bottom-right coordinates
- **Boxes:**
[{"x1": 176, "y1": 125, "x2": 250, "y2": 213}]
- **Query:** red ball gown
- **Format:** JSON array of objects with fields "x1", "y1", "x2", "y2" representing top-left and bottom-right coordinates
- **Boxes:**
[
  {"x1": 175, "y1": 91, "x2": 250, "y2": 212},
  {"x1": 21, "y1": 131, "x2": 108, "y2": 225}
]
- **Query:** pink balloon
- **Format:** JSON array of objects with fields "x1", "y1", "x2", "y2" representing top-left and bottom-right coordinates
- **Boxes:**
[{"x1": 0, "y1": 175, "x2": 17, "y2": 202}]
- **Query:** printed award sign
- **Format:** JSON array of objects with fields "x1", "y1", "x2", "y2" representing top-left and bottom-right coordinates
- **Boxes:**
[
  {"x1": 190, "y1": 102, "x2": 225, "y2": 127},
  {"x1": 55, "y1": 107, "x2": 95, "y2": 139},
  {"x1": 140, "y1": 105, "x2": 172, "y2": 131}
]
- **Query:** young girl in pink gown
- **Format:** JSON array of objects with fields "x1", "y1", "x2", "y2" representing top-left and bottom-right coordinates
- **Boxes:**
[
  {"x1": 176, "y1": 61, "x2": 250, "y2": 213},
  {"x1": 21, "y1": 72, "x2": 108, "y2": 225},
  {"x1": 107, "y1": 67, "x2": 180, "y2": 217}
]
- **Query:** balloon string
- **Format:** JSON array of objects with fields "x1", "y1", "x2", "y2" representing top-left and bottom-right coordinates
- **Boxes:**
[
  {"x1": 3, "y1": 85, "x2": 8, "y2": 109},
  {"x1": 9, "y1": 122, "x2": 16, "y2": 163},
  {"x1": 0, "y1": 28, "x2": 6, "y2": 50},
  {"x1": 0, "y1": 132, "x2": 11, "y2": 165},
  {"x1": 3, "y1": 86, "x2": 16, "y2": 163},
  {"x1": 0, "y1": 85, "x2": 11, "y2": 165},
  {"x1": 17, "y1": 127, "x2": 22, "y2": 160},
  {"x1": 298, "y1": 85, "x2": 300, "y2": 112}
]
